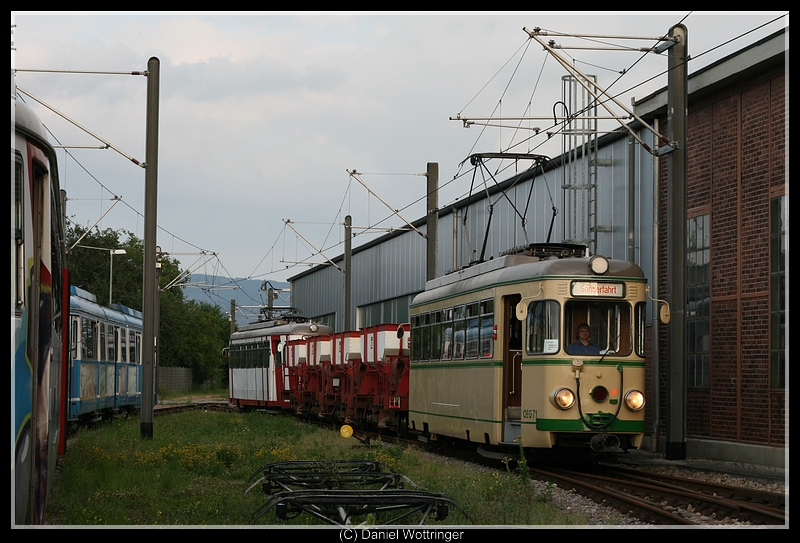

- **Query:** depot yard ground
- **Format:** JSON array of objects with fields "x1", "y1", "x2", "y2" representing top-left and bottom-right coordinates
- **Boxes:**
[{"x1": 45, "y1": 406, "x2": 598, "y2": 526}]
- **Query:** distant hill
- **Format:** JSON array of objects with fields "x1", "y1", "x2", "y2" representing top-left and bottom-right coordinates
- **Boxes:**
[{"x1": 182, "y1": 274, "x2": 290, "y2": 325}]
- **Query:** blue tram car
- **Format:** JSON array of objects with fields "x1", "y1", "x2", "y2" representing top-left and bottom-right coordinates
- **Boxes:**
[{"x1": 68, "y1": 286, "x2": 144, "y2": 426}]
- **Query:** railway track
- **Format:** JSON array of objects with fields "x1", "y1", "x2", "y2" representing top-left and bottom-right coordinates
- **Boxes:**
[
  {"x1": 323, "y1": 427, "x2": 780, "y2": 525},
  {"x1": 592, "y1": 464, "x2": 786, "y2": 521},
  {"x1": 179, "y1": 404, "x2": 788, "y2": 527},
  {"x1": 154, "y1": 401, "x2": 234, "y2": 415},
  {"x1": 526, "y1": 465, "x2": 785, "y2": 526},
  {"x1": 420, "y1": 441, "x2": 786, "y2": 526}
]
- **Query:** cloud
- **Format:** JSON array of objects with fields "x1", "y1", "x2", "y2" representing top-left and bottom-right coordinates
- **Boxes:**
[
  {"x1": 13, "y1": 11, "x2": 787, "y2": 284},
  {"x1": 165, "y1": 54, "x2": 348, "y2": 102}
]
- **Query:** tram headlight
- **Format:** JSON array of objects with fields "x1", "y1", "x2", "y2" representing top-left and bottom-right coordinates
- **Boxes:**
[
  {"x1": 551, "y1": 387, "x2": 576, "y2": 410},
  {"x1": 589, "y1": 255, "x2": 609, "y2": 275},
  {"x1": 624, "y1": 390, "x2": 645, "y2": 411}
]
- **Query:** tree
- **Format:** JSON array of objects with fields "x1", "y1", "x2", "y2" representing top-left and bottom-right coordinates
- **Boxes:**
[
  {"x1": 66, "y1": 226, "x2": 141, "y2": 307},
  {"x1": 158, "y1": 292, "x2": 229, "y2": 387},
  {"x1": 65, "y1": 224, "x2": 229, "y2": 387}
]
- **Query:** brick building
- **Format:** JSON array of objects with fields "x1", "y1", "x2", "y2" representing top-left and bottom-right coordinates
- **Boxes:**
[{"x1": 640, "y1": 28, "x2": 786, "y2": 465}]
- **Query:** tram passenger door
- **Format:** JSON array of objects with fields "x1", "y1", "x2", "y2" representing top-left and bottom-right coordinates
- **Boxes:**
[{"x1": 503, "y1": 295, "x2": 523, "y2": 435}]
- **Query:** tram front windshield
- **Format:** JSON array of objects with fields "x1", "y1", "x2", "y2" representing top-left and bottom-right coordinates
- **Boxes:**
[
  {"x1": 525, "y1": 300, "x2": 633, "y2": 356},
  {"x1": 564, "y1": 301, "x2": 631, "y2": 356}
]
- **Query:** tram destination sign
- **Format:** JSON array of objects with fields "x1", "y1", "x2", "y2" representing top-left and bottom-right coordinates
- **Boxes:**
[{"x1": 571, "y1": 281, "x2": 625, "y2": 298}]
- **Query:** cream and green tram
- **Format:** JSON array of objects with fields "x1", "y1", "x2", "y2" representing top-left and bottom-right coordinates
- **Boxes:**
[{"x1": 408, "y1": 244, "x2": 647, "y2": 453}]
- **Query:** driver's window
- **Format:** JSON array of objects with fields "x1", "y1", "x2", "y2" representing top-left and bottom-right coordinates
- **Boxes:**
[{"x1": 564, "y1": 301, "x2": 632, "y2": 356}]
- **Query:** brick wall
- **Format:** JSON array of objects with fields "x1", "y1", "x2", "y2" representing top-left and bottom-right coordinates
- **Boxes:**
[{"x1": 656, "y1": 69, "x2": 785, "y2": 448}]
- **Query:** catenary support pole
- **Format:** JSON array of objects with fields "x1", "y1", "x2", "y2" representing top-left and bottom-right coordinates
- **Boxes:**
[
  {"x1": 426, "y1": 163, "x2": 438, "y2": 282},
  {"x1": 345, "y1": 215, "x2": 352, "y2": 331},
  {"x1": 666, "y1": 25, "x2": 687, "y2": 460},
  {"x1": 141, "y1": 57, "x2": 159, "y2": 439}
]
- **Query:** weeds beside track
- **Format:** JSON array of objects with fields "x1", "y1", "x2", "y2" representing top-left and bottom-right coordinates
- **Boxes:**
[{"x1": 46, "y1": 408, "x2": 591, "y2": 526}]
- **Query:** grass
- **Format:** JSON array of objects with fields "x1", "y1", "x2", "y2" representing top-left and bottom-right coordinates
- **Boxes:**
[{"x1": 45, "y1": 409, "x2": 593, "y2": 526}]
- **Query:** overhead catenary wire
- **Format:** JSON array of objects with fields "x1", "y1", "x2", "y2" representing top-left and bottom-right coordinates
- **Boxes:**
[
  {"x1": 282, "y1": 219, "x2": 343, "y2": 272},
  {"x1": 17, "y1": 14, "x2": 786, "y2": 298},
  {"x1": 16, "y1": 92, "x2": 215, "y2": 270},
  {"x1": 163, "y1": 14, "x2": 791, "y2": 294},
  {"x1": 437, "y1": 12, "x2": 787, "y2": 263},
  {"x1": 452, "y1": 13, "x2": 685, "y2": 166},
  {"x1": 346, "y1": 169, "x2": 427, "y2": 239},
  {"x1": 16, "y1": 86, "x2": 144, "y2": 167}
]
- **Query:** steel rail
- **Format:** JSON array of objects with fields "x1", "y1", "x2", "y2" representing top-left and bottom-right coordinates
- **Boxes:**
[
  {"x1": 527, "y1": 467, "x2": 695, "y2": 525},
  {"x1": 541, "y1": 466, "x2": 786, "y2": 526}
]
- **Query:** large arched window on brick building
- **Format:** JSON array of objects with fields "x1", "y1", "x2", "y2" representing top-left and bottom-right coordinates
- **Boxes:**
[
  {"x1": 770, "y1": 195, "x2": 785, "y2": 389},
  {"x1": 687, "y1": 213, "x2": 710, "y2": 388}
]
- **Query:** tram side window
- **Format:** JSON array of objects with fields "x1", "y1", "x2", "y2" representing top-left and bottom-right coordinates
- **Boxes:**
[
  {"x1": 420, "y1": 313, "x2": 431, "y2": 361},
  {"x1": 236, "y1": 344, "x2": 246, "y2": 368},
  {"x1": 564, "y1": 301, "x2": 632, "y2": 356},
  {"x1": 453, "y1": 305, "x2": 465, "y2": 359},
  {"x1": 242, "y1": 340, "x2": 269, "y2": 368},
  {"x1": 99, "y1": 323, "x2": 107, "y2": 361},
  {"x1": 109, "y1": 325, "x2": 118, "y2": 362},
  {"x1": 526, "y1": 300, "x2": 560, "y2": 354},
  {"x1": 229, "y1": 345, "x2": 239, "y2": 368},
  {"x1": 410, "y1": 313, "x2": 432, "y2": 361},
  {"x1": 81, "y1": 317, "x2": 96, "y2": 360},
  {"x1": 411, "y1": 315, "x2": 421, "y2": 361},
  {"x1": 259, "y1": 341, "x2": 271, "y2": 367},
  {"x1": 465, "y1": 302, "x2": 480, "y2": 358},
  {"x1": 70, "y1": 316, "x2": 80, "y2": 360},
  {"x1": 120, "y1": 328, "x2": 128, "y2": 363},
  {"x1": 441, "y1": 308, "x2": 454, "y2": 360},
  {"x1": 479, "y1": 299, "x2": 494, "y2": 358},
  {"x1": 430, "y1": 311, "x2": 442, "y2": 360},
  {"x1": 411, "y1": 308, "x2": 465, "y2": 361},
  {"x1": 131, "y1": 331, "x2": 141, "y2": 364}
]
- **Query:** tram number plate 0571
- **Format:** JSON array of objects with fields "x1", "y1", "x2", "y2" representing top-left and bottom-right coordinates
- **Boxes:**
[{"x1": 522, "y1": 409, "x2": 536, "y2": 421}]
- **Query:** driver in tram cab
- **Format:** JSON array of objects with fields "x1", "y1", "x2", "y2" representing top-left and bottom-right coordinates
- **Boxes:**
[{"x1": 566, "y1": 322, "x2": 601, "y2": 355}]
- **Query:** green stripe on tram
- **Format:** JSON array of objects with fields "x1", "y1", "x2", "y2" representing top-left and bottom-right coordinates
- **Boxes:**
[
  {"x1": 410, "y1": 358, "x2": 644, "y2": 369},
  {"x1": 409, "y1": 410, "x2": 645, "y2": 433}
]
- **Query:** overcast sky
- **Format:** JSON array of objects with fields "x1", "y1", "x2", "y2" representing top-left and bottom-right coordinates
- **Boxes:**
[{"x1": 12, "y1": 11, "x2": 788, "y2": 289}]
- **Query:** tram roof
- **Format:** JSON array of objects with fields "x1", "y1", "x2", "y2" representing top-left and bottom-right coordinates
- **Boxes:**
[
  {"x1": 70, "y1": 286, "x2": 143, "y2": 327},
  {"x1": 13, "y1": 91, "x2": 49, "y2": 144},
  {"x1": 230, "y1": 320, "x2": 334, "y2": 342},
  {"x1": 412, "y1": 253, "x2": 644, "y2": 307}
]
